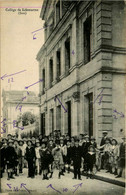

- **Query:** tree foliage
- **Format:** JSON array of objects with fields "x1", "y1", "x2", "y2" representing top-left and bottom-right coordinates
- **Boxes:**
[{"x1": 17, "y1": 111, "x2": 36, "y2": 126}]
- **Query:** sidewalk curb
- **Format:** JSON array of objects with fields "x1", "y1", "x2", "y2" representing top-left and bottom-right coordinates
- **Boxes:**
[{"x1": 67, "y1": 167, "x2": 125, "y2": 187}]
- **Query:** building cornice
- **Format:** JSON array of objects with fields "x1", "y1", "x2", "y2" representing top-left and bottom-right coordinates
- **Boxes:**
[
  {"x1": 36, "y1": 1, "x2": 79, "y2": 61},
  {"x1": 39, "y1": 66, "x2": 126, "y2": 104}
]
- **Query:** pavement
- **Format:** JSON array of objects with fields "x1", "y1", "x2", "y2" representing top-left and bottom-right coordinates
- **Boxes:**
[
  {"x1": 1, "y1": 168, "x2": 125, "y2": 195},
  {"x1": 67, "y1": 166, "x2": 125, "y2": 187}
]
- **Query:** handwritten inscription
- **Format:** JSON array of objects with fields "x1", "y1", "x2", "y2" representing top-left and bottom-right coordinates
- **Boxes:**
[
  {"x1": 54, "y1": 95, "x2": 67, "y2": 113},
  {"x1": 1, "y1": 70, "x2": 26, "y2": 80},
  {"x1": 47, "y1": 183, "x2": 83, "y2": 194},
  {"x1": 1, "y1": 118, "x2": 7, "y2": 134},
  {"x1": 25, "y1": 79, "x2": 43, "y2": 90},
  {"x1": 16, "y1": 91, "x2": 29, "y2": 112},
  {"x1": 72, "y1": 50, "x2": 75, "y2": 55},
  {"x1": 94, "y1": 88, "x2": 104, "y2": 105},
  {"x1": 32, "y1": 24, "x2": 52, "y2": 40},
  {"x1": 113, "y1": 109, "x2": 124, "y2": 119},
  {"x1": 7, "y1": 183, "x2": 30, "y2": 193},
  {"x1": 8, "y1": 77, "x2": 14, "y2": 83}
]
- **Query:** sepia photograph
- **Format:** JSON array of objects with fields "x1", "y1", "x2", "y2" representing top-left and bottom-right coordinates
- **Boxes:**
[{"x1": 0, "y1": 0, "x2": 126, "y2": 194}]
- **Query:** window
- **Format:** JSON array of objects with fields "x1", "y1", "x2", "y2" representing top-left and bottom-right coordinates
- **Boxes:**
[
  {"x1": 84, "y1": 16, "x2": 92, "y2": 64},
  {"x1": 49, "y1": 58, "x2": 53, "y2": 87},
  {"x1": 84, "y1": 93, "x2": 93, "y2": 137},
  {"x1": 50, "y1": 109, "x2": 54, "y2": 133},
  {"x1": 57, "y1": 49, "x2": 61, "y2": 80},
  {"x1": 66, "y1": 101, "x2": 71, "y2": 137},
  {"x1": 65, "y1": 37, "x2": 70, "y2": 72},
  {"x1": 56, "y1": 0, "x2": 60, "y2": 24},
  {"x1": 41, "y1": 113, "x2": 45, "y2": 136},
  {"x1": 42, "y1": 69, "x2": 45, "y2": 94},
  {"x1": 56, "y1": 105, "x2": 61, "y2": 130}
]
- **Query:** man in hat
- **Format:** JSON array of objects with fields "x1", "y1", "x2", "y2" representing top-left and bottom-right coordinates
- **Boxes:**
[
  {"x1": 100, "y1": 131, "x2": 108, "y2": 146},
  {"x1": 71, "y1": 139, "x2": 83, "y2": 180},
  {"x1": 100, "y1": 131, "x2": 108, "y2": 169},
  {"x1": 6, "y1": 139, "x2": 17, "y2": 180},
  {"x1": 25, "y1": 139, "x2": 36, "y2": 178},
  {"x1": 82, "y1": 135, "x2": 91, "y2": 172}
]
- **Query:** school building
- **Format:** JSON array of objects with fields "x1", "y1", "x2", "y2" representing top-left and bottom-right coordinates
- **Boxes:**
[{"x1": 36, "y1": 0, "x2": 126, "y2": 143}]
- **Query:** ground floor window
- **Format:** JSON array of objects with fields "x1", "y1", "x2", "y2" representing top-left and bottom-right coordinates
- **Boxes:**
[
  {"x1": 41, "y1": 113, "x2": 45, "y2": 136},
  {"x1": 66, "y1": 101, "x2": 71, "y2": 137},
  {"x1": 84, "y1": 93, "x2": 93, "y2": 137}
]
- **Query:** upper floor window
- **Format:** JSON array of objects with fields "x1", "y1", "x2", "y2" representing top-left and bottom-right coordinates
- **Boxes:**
[
  {"x1": 84, "y1": 15, "x2": 92, "y2": 64},
  {"x1": 49, "y1": 58, "x2": 53, "y2": 87},
  {"x1": 65, "y1": 37, "x2": 71, "y2": 72},
  {"x1": 57, "y1": 49, "x2": 61, "y2": 80},
  {"x1": 55, "y1": 0, "x2": 61, "y2": 25},
  {"x1": 42, "y1": 69, "x2": 45, "y2": 93}
]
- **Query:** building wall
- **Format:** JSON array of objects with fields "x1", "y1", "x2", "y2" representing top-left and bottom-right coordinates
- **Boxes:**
[{"x1": 37, "y1": 0, "x2": 126, "y2": 142}]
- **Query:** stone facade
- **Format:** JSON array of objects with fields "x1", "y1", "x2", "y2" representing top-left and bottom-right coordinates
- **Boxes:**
[{"x1": 37, "y1": 0, "x2": 126, "y2": 143}]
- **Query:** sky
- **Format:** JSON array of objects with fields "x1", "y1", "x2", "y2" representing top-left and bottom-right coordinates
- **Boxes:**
[{"x1": 1, "y1": 0, "x2": 45, "y2": 95}]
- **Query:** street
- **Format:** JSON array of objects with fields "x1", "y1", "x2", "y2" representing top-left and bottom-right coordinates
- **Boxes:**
[{"x1": 1, "y1": 168, "x2": 125, "y2": 195}]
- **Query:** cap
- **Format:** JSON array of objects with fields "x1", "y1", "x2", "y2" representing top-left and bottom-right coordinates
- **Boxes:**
[
  {"x1": 103, "y1": 131, "x2": 108, "y2": 134},
  {"x1": 60, "y1": 137, "x2": 64, "y2": 140},
  {"x1": 36, "y1": 139, "x2": 40, "y2": 143},
  {"x1": 7, "y1": 133, "x2": 12, "y2": 136}
]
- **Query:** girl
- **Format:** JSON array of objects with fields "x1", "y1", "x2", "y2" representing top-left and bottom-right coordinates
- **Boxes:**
[
  {"x1": 110, "y1": 139, "x2": 119, "y2": 175},
  {"x1": 52, "y1": 140, "x2": 64, "y2": 179},
  {"x1": 85, "y1": 145, "x2": 96, "y2": 179},
  {"x1": 39, "y1": 142, "x2": 51, "y2": 180}
]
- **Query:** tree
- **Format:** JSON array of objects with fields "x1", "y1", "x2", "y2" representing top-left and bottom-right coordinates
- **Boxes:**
[{"x1": 17, "y1": 112, "x2": 36, "y2": 126}]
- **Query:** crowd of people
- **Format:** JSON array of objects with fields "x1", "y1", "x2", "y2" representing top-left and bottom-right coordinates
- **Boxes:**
[{"x1": 0, "y1": 130, "x2": 125, "y2": 181}]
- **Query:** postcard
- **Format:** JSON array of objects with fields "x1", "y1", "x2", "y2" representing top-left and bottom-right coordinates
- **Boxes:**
[{"x1": 0, "y1": 0, "x2": 125, "y2": 194}]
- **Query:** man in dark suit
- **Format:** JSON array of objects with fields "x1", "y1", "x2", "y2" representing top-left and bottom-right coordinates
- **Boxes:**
[
  {"x1": 25, "y1": 140, "x2": 36, "y2": 178},
  {"x1": 71, "y1": 139, "x2": 82, "y2": 180},
  {"x1": 82, "y1": 135, "x2": 91, "y2": 172},
  {"x1": 100, "y1": 131, "x2": 108, "y2": 146},
  {"x1": 100, "y1": 131, "x2": 108, "y2": 169}
]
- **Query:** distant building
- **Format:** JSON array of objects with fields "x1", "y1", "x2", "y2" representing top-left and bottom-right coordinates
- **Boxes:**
[
  {"x1": 37, "y1": 0, "x2": 126, "y2": 143},
  {"x1": 2, "y1": 90, "x2": 39, "y2": 136}
]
